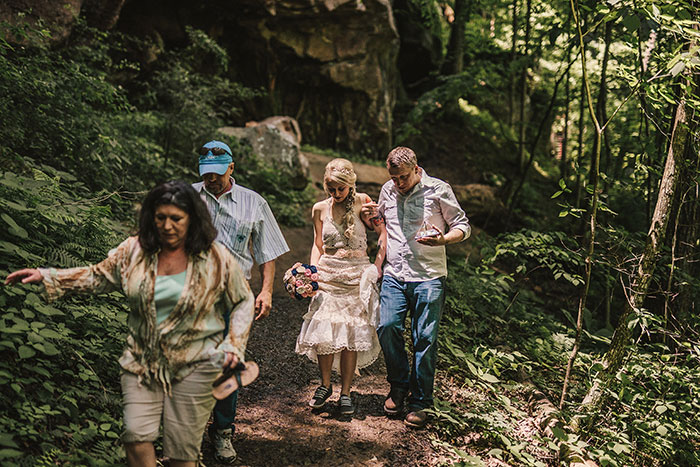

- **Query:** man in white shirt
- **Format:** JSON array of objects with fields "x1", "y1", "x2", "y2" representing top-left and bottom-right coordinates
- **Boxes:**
[
  {"x1": 372, "y1": 146, "x2": 470, "y2": 428},
  {"x1": 193, "y1": 140, "x2": 289, "y2": 463}
]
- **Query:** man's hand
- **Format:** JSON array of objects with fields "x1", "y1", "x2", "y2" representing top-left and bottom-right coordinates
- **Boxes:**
[
  {"x1": 416, "y1": 224, "x2": 446, "y2": 246},
  {"x1": 360, "y1": 201, "x2": 379, "y2": 220},
  {"x1": 254, "y1": 290, "x2": 272, "y2": 320}
]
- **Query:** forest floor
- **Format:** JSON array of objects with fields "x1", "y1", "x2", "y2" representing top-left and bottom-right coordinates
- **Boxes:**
[{"x1": 200, "y1": 152, "x2": 445, "y2": 466}]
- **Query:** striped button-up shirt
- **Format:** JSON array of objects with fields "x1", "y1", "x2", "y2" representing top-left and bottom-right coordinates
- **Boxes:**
[
  {"x1": 193, "y1": 180, "x2": 289, "y2": 279},
  {"x1": 378, "y1": 169, "x2": 470, "y2": 282}
]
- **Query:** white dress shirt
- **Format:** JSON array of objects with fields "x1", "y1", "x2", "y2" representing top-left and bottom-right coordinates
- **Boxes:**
[
  {"x1": 378, "y1": 169, "x2": 470, "y2": 282},
  {"x1": 193, "y1": 179, "x2": 289, "y2": 279}
]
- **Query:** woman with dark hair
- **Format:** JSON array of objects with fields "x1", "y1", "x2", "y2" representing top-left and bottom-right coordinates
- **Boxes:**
[
  {"x1": 138, "y1": 180, "x2": 219, "y2": 255},
  {"x1": 5, "y1": 180, "x2": 257, "y2": 467}
]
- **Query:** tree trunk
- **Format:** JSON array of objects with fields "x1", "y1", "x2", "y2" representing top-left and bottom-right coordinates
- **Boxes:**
[
  {"x1": 561, "y1": 65, "x2": 571, "y2": 179},
  {"x1": 442, "y1": 0, "x2": 471, "y2": 75},
  {"x1": 599, "y1": 22, "x2": 614, "y2": 178},
  {"x1": 586, "y1": 21, "x2": 611, "y2": 209},
  {"x1": 560, "y1": 0, "x2": 603, "y2": 408},
  {"x1": 508, "y1": 0, "x2": 519, "y2": 127},
  {"x1": 574, "y1": 24, "x2": 587, "y2": 211},
  {"x1": 582, "y1": 91, "x2": 692, "y2": 409},
  {"x1": 516, "y1": 0, "x2": 532, "y2": 173},
  {"x1": 672, "y1": 99, "x2": 700, "y2": 324}
]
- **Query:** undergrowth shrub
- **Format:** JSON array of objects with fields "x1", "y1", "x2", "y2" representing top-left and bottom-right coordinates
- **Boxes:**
[
  {"x1": 0, "y1": 166, "x2": 127, "y2": 464},
  {"x1": 579, "y1": 313, "x2": 700, "y2": 467},
  {"x1": 435, "y1": 229, "x2": 700, "y2": 466}
]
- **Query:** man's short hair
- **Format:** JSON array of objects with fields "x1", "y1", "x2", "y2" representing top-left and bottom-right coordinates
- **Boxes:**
[{"x1": 386, "y1": 146, "x2": 418, "y2": 169}]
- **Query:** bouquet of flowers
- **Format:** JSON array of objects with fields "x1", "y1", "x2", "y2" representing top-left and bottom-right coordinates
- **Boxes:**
[{"x1": 283, "y1": 262, "x2": 320, "y2": 300}]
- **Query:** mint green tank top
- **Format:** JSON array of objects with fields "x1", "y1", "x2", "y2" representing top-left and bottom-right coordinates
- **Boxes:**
[{"x1": 154, "y1": 270, "x2": 187, "y2": 326}]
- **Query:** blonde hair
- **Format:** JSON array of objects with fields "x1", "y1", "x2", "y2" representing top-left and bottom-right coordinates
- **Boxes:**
[
  {"x1": 323, "y1": 158, "x2": 357, "y2": 239},
  {"x1": 386, "y1": 146, "x2": 418, "y2": 169}
]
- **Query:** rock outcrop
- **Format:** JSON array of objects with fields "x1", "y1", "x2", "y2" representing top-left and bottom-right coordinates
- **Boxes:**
[
  {"x1": 452, "y1": 183, "x2": 508, "y2": 229},
  {"x1": 219, "y1": 117, "x2": 309, "y2": 190}
]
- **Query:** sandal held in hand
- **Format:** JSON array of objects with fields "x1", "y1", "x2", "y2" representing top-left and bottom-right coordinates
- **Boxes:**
[{"x1": 212, "y1": 361, "x2": 260, "y2": 400}]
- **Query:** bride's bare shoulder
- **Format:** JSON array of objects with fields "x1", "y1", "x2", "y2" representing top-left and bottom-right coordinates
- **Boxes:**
[{"x1": 312, "y1": 199, "x2": 330, "y2": 215}]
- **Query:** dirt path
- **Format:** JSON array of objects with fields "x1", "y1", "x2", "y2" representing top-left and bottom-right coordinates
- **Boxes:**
[
  {"x1": 201, "y1": 296, "x2": 438, "y2": 466},
  {"x1": 201, "y1": 153, "x2": 441, "y2": 466}
]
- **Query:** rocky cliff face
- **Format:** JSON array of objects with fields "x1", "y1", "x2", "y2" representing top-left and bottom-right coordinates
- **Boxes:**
[
  {"x1": 225, "y1": 0, "x2": 400, "y2": 157},
  {"x1": 3, "y1": 0, "x2": 400, "y2": 156}
]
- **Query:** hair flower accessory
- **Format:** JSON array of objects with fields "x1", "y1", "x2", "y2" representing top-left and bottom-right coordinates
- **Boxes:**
[{"x1": 283, "y1": 263, "x2": 319, "y2": 300}]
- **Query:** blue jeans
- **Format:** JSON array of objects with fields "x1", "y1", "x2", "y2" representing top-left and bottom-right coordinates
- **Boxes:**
[
  {"x1": 377, "y1": 275, "x2": 446, "y2": 410},
  {"x1": 213, "y1": 310, "x2": 238, "y2": 431},
  {"x1": 213, "y1": 390, "x2": 238, "y2": 431}
]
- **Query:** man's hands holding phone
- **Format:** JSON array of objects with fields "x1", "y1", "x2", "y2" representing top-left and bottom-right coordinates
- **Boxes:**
[{"x1": 415, "y1": 224, "x2": 446, "y2": 246}]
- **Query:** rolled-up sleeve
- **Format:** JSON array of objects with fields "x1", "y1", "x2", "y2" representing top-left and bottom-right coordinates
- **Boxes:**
[
  {"x1": 219, "y1": 251, "x2": 255, "y2": 361},
  {"x1": 439, "y1": 184, "x2": 471, "y2": 241}
]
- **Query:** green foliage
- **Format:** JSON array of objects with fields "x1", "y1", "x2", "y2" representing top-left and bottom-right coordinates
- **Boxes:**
[
  {"x1": 0, "y1": 21, "x2": 173, "y2": 195},
  {"x1": 581, "y1": 318, "x2": 700, "y2": 466},
  {"x1": 436, "y1": 224, "x2": 700, "y2": 464},
  {"x1": 443, "y1": 232, "x2": 581, "y2": 387},
  {"x1": 130, "y1": 26, "x2": 262, "y2": 164},
  {"x1": 396, "y1": 68, "x2": 509, "y2": 144},
  {"x1": 486, "y1": 230, "x2": 584, "y2": 287},
  {"x1": 0, "y1": 166, "x2": 127, "y2": 464}
]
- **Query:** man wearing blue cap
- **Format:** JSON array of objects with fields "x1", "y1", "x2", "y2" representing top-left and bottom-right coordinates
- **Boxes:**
[{"x1": 193, "y1": 140, "x2": 289, "y2": 463}]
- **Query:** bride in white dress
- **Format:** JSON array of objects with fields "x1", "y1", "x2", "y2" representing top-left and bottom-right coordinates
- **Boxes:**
[{"x1": 295, "y1": 158, "x2": 386, "y2": 415}]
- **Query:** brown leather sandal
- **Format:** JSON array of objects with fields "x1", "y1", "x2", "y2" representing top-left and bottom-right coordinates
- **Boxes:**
[{"x1": 212, "y1": 361, "x2": 259, "y2": 400}]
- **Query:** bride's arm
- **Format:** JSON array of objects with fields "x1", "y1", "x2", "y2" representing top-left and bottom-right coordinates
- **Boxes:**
[{"x1": 309, "y1": 202, "x2": 325, "y2": 265}]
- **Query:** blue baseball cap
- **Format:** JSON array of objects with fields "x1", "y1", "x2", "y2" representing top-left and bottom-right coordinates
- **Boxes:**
[{"x1": 198, "y1": 140, "x2": 233, "y2": 176}]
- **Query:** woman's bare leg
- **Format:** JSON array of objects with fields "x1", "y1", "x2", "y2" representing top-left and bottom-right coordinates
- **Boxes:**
[
  {"x1": 317, "y1": 353, "x2": 334, "y2": 388},
  {"x1": 339, "y1": 350, "x2": 357, "y2": 396},
  {"x1": 125, "y1": 442, "x2": 156, "y2": 467}
]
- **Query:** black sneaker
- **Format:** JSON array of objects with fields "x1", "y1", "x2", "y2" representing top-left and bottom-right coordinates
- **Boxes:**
[
  {"x1": 309, "y1": 385, "x2": 333, "y2": 408},
  {"x1": 339, "y1": 394, "x2": 355, "y2": 415}
]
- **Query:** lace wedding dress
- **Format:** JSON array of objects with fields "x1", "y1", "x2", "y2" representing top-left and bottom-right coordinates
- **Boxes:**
[{"x1": 295, "y1": 198, "x2": 381, "y2": 371}]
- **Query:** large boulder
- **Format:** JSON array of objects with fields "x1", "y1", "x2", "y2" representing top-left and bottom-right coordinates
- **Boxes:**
[
  {"x1": 219, "y1": 116, "x2": 309, "y2": 190},
  {"x1": 303, "y1": 151, "x2": 388, "y2": 201},
  {"x1": 452, "y1": 183, "x2": 507, "y2": 229}
]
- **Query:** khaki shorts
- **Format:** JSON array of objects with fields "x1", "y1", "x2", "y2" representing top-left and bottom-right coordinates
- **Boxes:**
[{"x1": 121, "y1": 361, "x2": 220, "y2": 461}]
